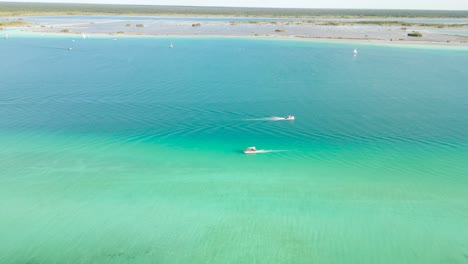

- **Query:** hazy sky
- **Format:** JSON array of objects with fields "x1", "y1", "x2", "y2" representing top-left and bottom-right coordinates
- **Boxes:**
[{"x1": 3, "y1": 0, "x2": 468, "y2": 10}]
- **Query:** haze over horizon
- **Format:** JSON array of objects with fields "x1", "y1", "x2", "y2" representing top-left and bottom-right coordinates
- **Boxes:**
[{"x1": 1, "y1": 0, "x2": 468, "y2": 11}]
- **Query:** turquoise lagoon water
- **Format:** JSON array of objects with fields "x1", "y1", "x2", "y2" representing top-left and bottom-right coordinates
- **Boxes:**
[
  {"x1": 0, "y1": 36, "x2": 468, "y2": 263},
  {"x1": 438, "y1": 29, "x2": 468, "y2": 36}
]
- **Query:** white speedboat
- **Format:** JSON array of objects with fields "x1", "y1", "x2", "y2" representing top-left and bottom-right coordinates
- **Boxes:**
[
  {"x1": 353, "y1": 48, "x2": 358, "y2": 56},
  {"x1": 284, "y1": 115, "x2": 295, "y2": 120},
  {"x1": 243, "y1": 146, "x2": 257, "y2": 154}
]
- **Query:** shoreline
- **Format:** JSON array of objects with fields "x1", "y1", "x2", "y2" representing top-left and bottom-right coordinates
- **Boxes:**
[
  {"x1": 2, "y1": 14, "x2": 468, "y2": 48},
  {"x1": 3, "y1": 13, "x2": 468, "y2": 20},
  {"x1": 5, "y1": 28, "x2": 468, "y2": 49},
  {"x1": 1, "y1": 3, "x2": 468, "y2": 19}
]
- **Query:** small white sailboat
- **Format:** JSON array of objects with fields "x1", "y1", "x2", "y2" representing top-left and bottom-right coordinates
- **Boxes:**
[
  {"x1": 353, "y1": 48, "x2": 358, "y2": 56},
  {"x1": 169, "y1": 42, "x2": 174, "y2": 48},
  {"x1": 82, "y1": 33, "x2": 87, "y2": 39}
]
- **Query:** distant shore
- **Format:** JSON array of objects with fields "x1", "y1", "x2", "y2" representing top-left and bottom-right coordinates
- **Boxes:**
[
  {"x1": 4, "y1": 29, "x2": 468, "y2": 49},
  {"x1": 2, "y1": 3, "x2": 468, "y2": 48},
  {"x1": 1, "y1": 2, "x2": 468, "y2": 18},
  {"x1": 2, "y1": 14, "x2": 467, "y2": 47}
]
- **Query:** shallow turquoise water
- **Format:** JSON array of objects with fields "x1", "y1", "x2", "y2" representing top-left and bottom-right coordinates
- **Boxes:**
[
  {"x1": 0, "y1": 35, "x2": 468, "y2": 263},
  {"x1": 437, "y1": 29, "x2": 468, "y2": 36}
]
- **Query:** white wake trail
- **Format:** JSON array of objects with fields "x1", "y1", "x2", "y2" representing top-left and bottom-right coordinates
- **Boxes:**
[
  {"x1": 245, "y1": 116, "x2": 286, "y2": 121},
  {"x1": 251, "y1": 149, "x2": 290, "y2": 153}
]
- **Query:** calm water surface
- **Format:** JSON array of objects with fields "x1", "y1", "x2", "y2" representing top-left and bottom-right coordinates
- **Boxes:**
[
  {"x1": 24, "y1": 15, "x2": 468, "y2": 24},
  {"x1": 0, "y1": 35, "x2": 467, "y2": 263}
]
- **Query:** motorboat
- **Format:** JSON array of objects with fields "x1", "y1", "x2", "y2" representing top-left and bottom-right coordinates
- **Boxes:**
[
  {"x1": 170, "y1": 42, "x2": 174, "y2": 48},
  {"x1": 243, "y1": 146, "x2": 257, "y2": 154},
  {"x1": 353, "y1": 48, "x2": 358, "y2": 56},
  {"x1": 284, "y1": 115, "x2": 295, "y2": 120}
]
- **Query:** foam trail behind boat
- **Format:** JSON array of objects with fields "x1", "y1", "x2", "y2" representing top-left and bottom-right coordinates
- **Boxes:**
[
  {"x1": 245, "y1": 116, "x2": 286, "y2": 121},
  {"x1": 252, "y1": 149, "x2": 290, "y2": 153}
]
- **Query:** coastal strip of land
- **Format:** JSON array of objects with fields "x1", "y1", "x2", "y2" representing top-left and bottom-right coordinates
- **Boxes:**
[
  {"x1": 1, "y1": 3, "x2": 468, "y2": 46},
  {"x1": 1, "y1": 2, "x2": 468, "y2": 18}
]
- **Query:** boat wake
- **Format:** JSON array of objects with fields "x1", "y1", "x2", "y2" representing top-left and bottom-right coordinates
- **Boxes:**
[
  {"x1": 245, "y1": 116, "x2": 289, "y2": 121},
  {"x1": 247, "y1": 149, "x2": 289, "y2": 154}
]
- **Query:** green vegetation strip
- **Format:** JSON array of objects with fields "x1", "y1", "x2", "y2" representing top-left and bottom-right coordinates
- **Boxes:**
[
  {"x1": 1, "y1": 2, "x2": 468, "y2": 18},
  {"x1": 0, "y1": 20, "x2": 29, "y2": 27},
  {"x1": 408, "y1": 31, "x2": 423, "y2": 37}
]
